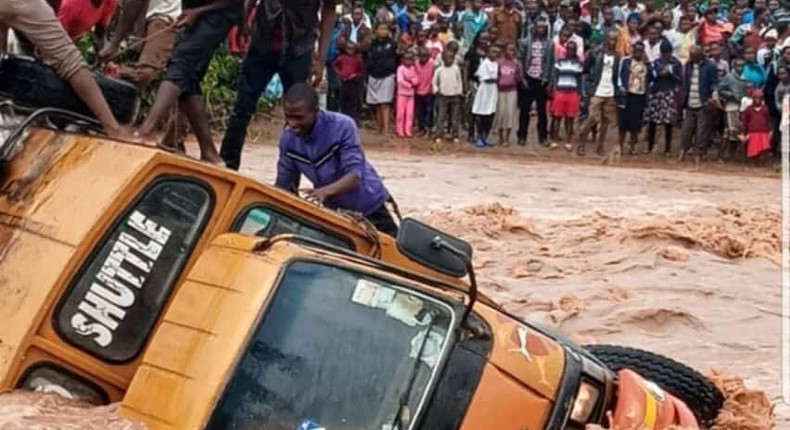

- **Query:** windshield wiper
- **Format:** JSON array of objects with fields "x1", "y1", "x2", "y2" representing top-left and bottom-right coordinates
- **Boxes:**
[{"x1": 391, "y1": 311, "x2": 436, "y2": 430}]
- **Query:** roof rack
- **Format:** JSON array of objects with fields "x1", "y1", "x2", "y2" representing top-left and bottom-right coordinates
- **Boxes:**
[{"x1": 254, "y1": 234, "x2": 472, "y2": 302}]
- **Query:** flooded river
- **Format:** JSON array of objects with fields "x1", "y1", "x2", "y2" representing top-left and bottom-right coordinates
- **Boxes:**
[{"x1": 0, "y1": 142, "x2": 783, "y2": 428}]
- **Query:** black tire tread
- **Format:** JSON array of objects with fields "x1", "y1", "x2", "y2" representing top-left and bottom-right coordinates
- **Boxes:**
[
  {"x1": 0, "y1": 53, "x2": 138, "y2": 125},
  {"x1": 584, "y1": 344, "x2": 724, "y2": 426}
]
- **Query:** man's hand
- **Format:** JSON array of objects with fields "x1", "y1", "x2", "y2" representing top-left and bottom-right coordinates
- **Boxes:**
[
  {"x1": 177, "y1": 8, "x2": 203, "y2": 28},
  {"x1": 300, "y1": 186, "x2": 335, "y2": 204},
  {"x1": 309, "y1": 55, "x2": 325, "y2": 87},
  {"x1": 97, "y1": 42, "x2": 120, "y2": 65}
]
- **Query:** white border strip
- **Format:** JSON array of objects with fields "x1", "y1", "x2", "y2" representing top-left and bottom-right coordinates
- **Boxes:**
[{"x1": 783, "y1": 93, "x2": 790, "y2": 404}]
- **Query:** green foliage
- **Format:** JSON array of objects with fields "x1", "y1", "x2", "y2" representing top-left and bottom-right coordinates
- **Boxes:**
[
  {"x1": 76, "y1": 34, "x2": 278, "y2": 131},
  {"x1": 362, "y1": 0, "x2": 430, "y2": 15}
]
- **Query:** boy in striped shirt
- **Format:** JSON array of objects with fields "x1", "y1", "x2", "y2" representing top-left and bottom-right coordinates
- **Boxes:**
[{"x1": 550, "y1": 40, "x2": 584, "y2": 150}]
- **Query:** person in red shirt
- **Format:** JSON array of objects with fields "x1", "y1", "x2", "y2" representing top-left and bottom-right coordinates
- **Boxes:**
[
  {"x1": 698, "y1": 7, "x2": 724, "y2": 46},
  {"x1": 414, "y1": 47, "x2": 435, "y2": 136},
  {"x1": 333, "y1": 43, "x2": 365, "y2": 123},
  {"x1": 740, "y1": 89, "x2": 772, "y2": 159},
  {"x1": 57, "y1": 0, "x2": 117, "y2": 51}
]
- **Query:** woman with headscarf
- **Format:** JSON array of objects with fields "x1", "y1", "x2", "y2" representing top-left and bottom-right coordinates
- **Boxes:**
[
  {"x1": 617, "y1": 41, "x2": 649, "y2": 154},
  {"x1": 643, "y1": 39, "x2": 682, "y2": 155}
]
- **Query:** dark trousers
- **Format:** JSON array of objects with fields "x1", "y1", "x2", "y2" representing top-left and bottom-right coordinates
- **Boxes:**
[
  {"x1": 326, "y1": 67, "x2": 341, "y2": 112},
  {"x1": 366, "y1": 204, "x2": 399, "y2": 238},
  {"x1": 518, "y1": 77, "x2": 548, "y2": 143},
  {"x1": 681, "y1": 105, "x2": 713, "y2": 155},
  {"x1": 435, "y1": 95, "x2": 462, "y2": 138},
  {"x1": 339, "y1": 77, "x2": 363, "y2": 122},
  {"x1": 415, "y1": 94, "x2": 434, "y2": 132},
  {"x1": 476, "y1": 114, "x2": 494, "y2": 139},
  {"x1": 646, "y1": 123, "x2": 673, "y2": 153},
  {"x1": 220, "y1": 46, "x2": 312, "y2": 170}
]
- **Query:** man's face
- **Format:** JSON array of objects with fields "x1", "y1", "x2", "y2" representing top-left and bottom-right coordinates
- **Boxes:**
[
  {"x1": 769, "y1": 0, "x2": 780, "y2": 12},
  {"x1": 734, "y1": 60, "x2": 745, "y2": 74},
  {"x1": 284, "y1": 102, "x2": 317, "y2": 137},
  {"x1": 473, "y1": 0, "x2": 483, "y2": 10},
  {"x1": 690, "y1": 48, "x2": 703, "y2": 62},
  {"x1": 352, "y1": 8, "x2": 363, "y2": 23},
  {"x1": 710, "y1": 43, "x2": 721, "y2": 57},
  {"x1": 534, "y1": 22, "x2": 548, "y2": 37},
  {"x1": 526, "y1": 1, "x2": 538, "y2": 17},
  {"x1": 603, "y1": 8, "x2": 613, "y2": 23}
]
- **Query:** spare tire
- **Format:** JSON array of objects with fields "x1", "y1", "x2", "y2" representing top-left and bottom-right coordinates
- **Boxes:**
[
  {"x1": 0, "y1": 53, "x2": 138, "y2": 125},
  {"x1": 584, "y1": 344, "x2": 724, "y2": 426}
]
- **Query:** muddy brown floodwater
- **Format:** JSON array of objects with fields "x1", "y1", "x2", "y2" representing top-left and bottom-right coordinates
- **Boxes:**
[{"x1": 0, "y1": 140, "x2": 784, "y2": 429}]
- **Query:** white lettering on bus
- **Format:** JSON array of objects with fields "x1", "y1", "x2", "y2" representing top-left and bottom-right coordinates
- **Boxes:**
[{"x1": 69, "y1": 210, "x2": 172, "y2": 349}]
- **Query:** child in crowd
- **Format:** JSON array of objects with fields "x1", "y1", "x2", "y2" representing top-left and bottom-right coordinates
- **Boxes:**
[
  {"x1": 333, "y1": 43, "x2": 365, "y2": 123},
  {"x1": 437, "y1": 19, "x2": 453, "y2": 43},
  {"x1": 551, "y1": 40, "x2": 584, "y2": 149},
  {"x1": 414, "y1": 47, "x2": 435, "y2": 136},
  {"x1": 742, "y1": 46, "x2": 768, "y2": 88},
  {"x1": 396, "y1": 50, "x2": 420, "y2": 138},
  {"x1": 465, "y1": 31, "x2": 490, "y2": 142},
  {"x1": 366, "y1": 22, "x2": 399, "y2": 137},
  {"x1": 399, "y1": 22, "x2": 419, "y2": 48},
  {"x1": 718, "y1": 58, "x2": 748, "y2": 156},
  {"x1": 492, "y1": 42, "x2": 521, "y2": 146},
  {"x1": 426, "y1": 24, "x2": 444, "y2": 60},
  {"x1": 433, "y1": 49, "x2": 465, "y2": 149},
  {"x1": 774, "y1": 66, "x2": 790, "y2": 112},
  {"x1": 472, "y1": 44, "x2": 500, "y2": 148},
  {"x1": 740, "y1": 89, "x2": 772, "y2": 159}
]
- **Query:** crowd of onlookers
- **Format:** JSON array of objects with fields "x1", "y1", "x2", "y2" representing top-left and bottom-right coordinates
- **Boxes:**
[
  {"x1": 326, "y1": 0, "x2": 790, "y2": 163},
  {"x1": 1, "y1": 0, "x2": 788, "y2": 166}
]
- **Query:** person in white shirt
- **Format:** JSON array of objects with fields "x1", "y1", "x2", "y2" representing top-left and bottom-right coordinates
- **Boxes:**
[
  {"x1": 576, "y1": 33, "x2": 619, "y2": 156},
  {"x1": 98, "y1": 0, "x2": 181, "y2": 87},
  {"x1": 643, "y1": 23, "x2": 667, "y2": 62},
  {"x1": 433, "y1": 49, "x2": 465, "y2": 146},
  {"x1": 472, "y1": 44, "x2": 500, "y2": 147}
]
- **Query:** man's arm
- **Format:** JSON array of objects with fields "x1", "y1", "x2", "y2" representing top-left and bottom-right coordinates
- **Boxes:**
[
  {"x1": 273, "y1": 139, "x2": 301, "y2": 194},
  {"x1": 317, "y1": 2, "x2": 339, "y2": 66},
  {"x1": 102, "y1": 0, "x2": 148, "y2": 59},
  {"x1": 8, "y1": 0, "x2": 122, "y2": 135}
]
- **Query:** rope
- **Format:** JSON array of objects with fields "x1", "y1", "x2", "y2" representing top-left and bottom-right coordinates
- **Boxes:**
[
  {"x1": 104, "y1": 21, "x2": 179, "y2": 63},
  {"x1": 387, "y1": 195, "x2": 403, "y2": 223}
]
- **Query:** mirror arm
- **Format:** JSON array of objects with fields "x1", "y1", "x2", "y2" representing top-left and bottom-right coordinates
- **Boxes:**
[{"x1": 430, "y1": 237, "x2": 479, "y2": 331}]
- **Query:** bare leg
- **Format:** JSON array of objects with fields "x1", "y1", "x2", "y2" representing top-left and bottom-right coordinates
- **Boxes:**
[
  {"x1": 564, "y1": 117, "x2": 574, "y2": 147},
  {"x1": 618, "y1": 130, "x2": 626, "y2": 154},
  {"x1": 550, "y1": 116, "x2": 559, "y2": 141},
  {"x1": 139, "y1": 80, "x2": 182, "y2": 137},
  {"x1": 382, "y1": 104, "x2": 392, "y2": 137},
  {"x1": 161, "y1": 109, "x2": 188, "y2": 152},
  {"x1": 505, "y1": 128, "x2": 511, "y2": 146},
  {"x1": 628, "y1": 132, "x2": 638, "y2": 154},
  {"x1": 498, "y1": 129, "x2": 504, "y2": 146},
  {"x1": 180, "y1": 94, "x2": 223, "y2": 164}
]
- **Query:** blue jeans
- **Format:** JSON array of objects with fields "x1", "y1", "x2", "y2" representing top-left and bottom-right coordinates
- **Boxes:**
[{"x1": 220, "y1": 46, "x2": 312, "y2": 170}]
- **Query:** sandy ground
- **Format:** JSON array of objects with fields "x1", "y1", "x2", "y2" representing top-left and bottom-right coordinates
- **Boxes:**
[{"x1": 0, "y1": 127, "x2": 784, "y2": 428}]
